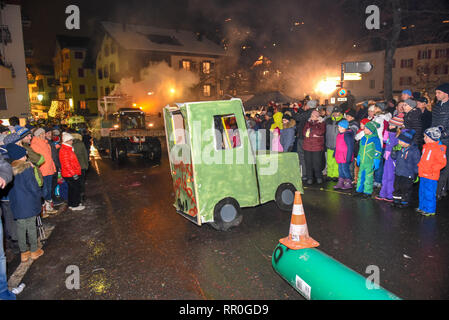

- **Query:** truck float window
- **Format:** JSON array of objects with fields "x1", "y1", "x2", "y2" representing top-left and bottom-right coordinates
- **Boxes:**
[
  {"x1": 171, "y1": 112, "x2": 186, "y2": 145},
  {"x1": 213, "y1": 114, "x2": 241, "y2": 150}
]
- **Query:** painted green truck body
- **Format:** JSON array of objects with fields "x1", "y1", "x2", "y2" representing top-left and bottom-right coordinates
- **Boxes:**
[{"x1": 163, "y1": 99, "x2": 302, "y2": 230}]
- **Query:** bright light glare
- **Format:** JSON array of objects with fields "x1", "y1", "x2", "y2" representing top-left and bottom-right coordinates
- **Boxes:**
[
  {"x1": 37, "y1": 94, "x2": 43, "y2": 101},
  {"x1": 170, "y1": 88, "x2": 176, "y2": 94},
  {"x1": 316, "y1": 78, "x2": 338, "y2": 95}
]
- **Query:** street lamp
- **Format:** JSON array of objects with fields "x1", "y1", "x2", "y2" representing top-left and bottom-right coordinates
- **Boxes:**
[{"x1": 37, "y1": 94, "x2": 43, "y2": 102}]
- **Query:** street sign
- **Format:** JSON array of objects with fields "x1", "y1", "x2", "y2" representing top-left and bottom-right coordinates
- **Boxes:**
[
  {"x1": 337, "y1": 98, "x2": 348, "y2": 102},
  {"x1": 337, "y1": 88, "x2": 348, "y2": 98},
  {"x1": 343, "y1": 61, "x2": 373, "y2": 73},
  {"x1": 330, "y1": 97, "x2": 336, "y2": 104}
]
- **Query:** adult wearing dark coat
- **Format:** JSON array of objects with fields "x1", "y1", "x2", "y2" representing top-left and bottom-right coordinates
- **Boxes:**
[
  {"x1": 302, "y1": 109, "x2": 326, "y2": 184},
  {"x1": 403, "y1": 99, "x2": 423, "y2": 147},
  {"x1": 432, "y1": 83, "x2": 449, "y2": 199},
  {"x1": 294, "y1": 100, "x2": 315, "y2": 178}
]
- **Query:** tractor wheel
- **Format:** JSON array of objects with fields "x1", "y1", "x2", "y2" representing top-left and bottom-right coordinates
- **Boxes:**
[
  {"x1": 209, "y1": 197, "x2": 243, "y2": 231},
  {"x1": 275, "y1": 183, "x2": 297, "y2": 212}
]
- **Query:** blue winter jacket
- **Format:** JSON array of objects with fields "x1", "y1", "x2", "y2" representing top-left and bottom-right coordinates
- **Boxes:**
[
  {"x1": 391, "y1": 143, "x2": 421, "y2": 179},
  {"x1": 280, "y1": 119, "x2": 297, "y2": 152},
  {"x1": 9, "y1": 160, "x2": 42, "y2": 220}
]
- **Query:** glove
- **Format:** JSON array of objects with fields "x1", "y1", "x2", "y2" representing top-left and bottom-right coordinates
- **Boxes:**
[
  {"x1": 356, "y1": 154, "x2": 361, "y2": 167},
  {"x1": 73, "y1": 174, "x2": 79, "y2": 181},
  {"x1": 384, "y1": 151, "x2": 391, "y2": 160},
  {"x1": 414, "y1": 176, "x2": 420, "y2": 184},
  {"x1": 373, "y1": 158, "x2": 380, "y2": 171}
]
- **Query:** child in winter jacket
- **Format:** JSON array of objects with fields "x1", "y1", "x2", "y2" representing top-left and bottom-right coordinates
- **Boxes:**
[
  {"x1": 334, "y1": 119, "x2": 354, "y2": 190},
  {"x1": 391, "y1": 129, "x2": 421, "y2": 208},
  {"x1": 354, "y1": 118, "x2": 370, "y2": 185},
  {"x1": 376, "y1": 114, "x2": 404, "y2": 202},
  {"x1": 356, "y1": 121, "x2": 382, "y2": 198},
  {"x1": 5, "y1": 143, "x2": 44, "y2": 263},
  {"x1": 417, "y1": 127, "x2": 447, "y2": 216},
  {"x1": 325, "y1": 107, "x2": 343, "y2": 181}
]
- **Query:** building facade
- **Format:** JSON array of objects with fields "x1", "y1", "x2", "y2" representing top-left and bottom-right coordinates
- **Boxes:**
[
  {"x1": 53, "y1": 35, "x2": 98, "y2": 116},
  {"x1": 0, "y1": 3, "x2": 30, "y2": 122},
  {"x1": 96, "y1": 22, "x2": 227, "y2": 105},
  {"x1": 345, "y1": 43, "x2": 449, "y2": 101},
  {"x1": 27, "y1": 65, "x2": 57, "y2": 118}
]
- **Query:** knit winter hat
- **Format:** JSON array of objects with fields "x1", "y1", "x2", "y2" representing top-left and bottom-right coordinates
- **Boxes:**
[
  {"x1": 338, "y1": 119, "x2": 349, "y2": 129},
  {"x1": 345, "y1": 109, "x2": 356, "y2": 118},
  {"x1": 3, "y1": 133, "x2": 21, "y2": 145},
  {"x1": 402, "y1": 89, "x2": 412, "y2": 96},
  {"x1": 403, "y1": 99, "x2": 417, "y2": 109},
  {"x1": 436, "y1": 83, "x2": 449, "y2": 95},
  {"x1": 424, "y1": 127, "x2": 442, "y2": 141},
  {"x1": 14, "y1": 126, "x2": 30, "y2": 139},
  {"x1": 365, "y1": 121, "x2": 380, "y2": 135},
  {"x1": 62, "y1": 132, "x2": 74, "y2": 143},
  {"x1": 5, "y1": 143, "x2": 27, "y2": 160},
  {"x1": 389, "y1": 113, "x2": 405, "y2": 128},
  {"x1": 398, "y1": 129, "x2": 415, "y2": 145},
  {"x1": 34, "y1": 127, "x2": 45, "y2": 137},
  {"x1": 306, "y1": 100, "x2": 317, "y2": 109}
]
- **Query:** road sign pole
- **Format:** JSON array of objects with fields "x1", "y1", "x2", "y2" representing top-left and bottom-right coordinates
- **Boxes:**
[{"x1": 340, "y1": 63, "x2": 345, "y2": 90}]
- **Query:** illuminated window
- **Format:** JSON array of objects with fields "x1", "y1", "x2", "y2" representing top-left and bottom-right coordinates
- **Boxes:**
[
  {"x1": 202, "y1": 61, "x2": 211, "y2": 74},
  {"x1": 181, "y1": 60, "x2": 191, "y2": 71},
  {"x1": 203, "y1": 84, "x2": 211, "y2": 97},
  {"x1": 79, "y1": 100, "x2": 86, "y2": 109},
  {"x1": 214, "y1": 114, "x2": 241, "y2": 150}
]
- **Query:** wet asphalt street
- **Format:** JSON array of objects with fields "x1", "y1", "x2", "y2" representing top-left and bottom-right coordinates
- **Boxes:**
[{"x1": 10, "y1": 145, "x2": 449, "y2": 300}]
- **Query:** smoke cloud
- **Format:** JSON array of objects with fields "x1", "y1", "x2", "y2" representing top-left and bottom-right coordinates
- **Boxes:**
[{"x1": 112, "y1": 62, "x2": 200, "y2": 113}]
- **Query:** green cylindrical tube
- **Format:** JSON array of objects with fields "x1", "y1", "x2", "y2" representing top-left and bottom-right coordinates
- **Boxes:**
[{"x1": 272, "y1": 243, "x2": 400, "y2": 300}]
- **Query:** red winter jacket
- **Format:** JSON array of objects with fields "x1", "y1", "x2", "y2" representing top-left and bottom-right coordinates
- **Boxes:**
[
  {"x1": 303, "y1": 119, "x2": 326, "y2": 152},
  {"x1": 59, "y1": 143, "x2": 81, "y2": 178}
]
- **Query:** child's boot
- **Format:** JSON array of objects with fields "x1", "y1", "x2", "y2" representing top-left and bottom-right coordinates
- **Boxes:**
[
  {"x1": 342, "y1": 179, "x2": 353, "y2": 190},
  {"x1": 333, "y1": 178, "x2": 345, "y2": 189}
]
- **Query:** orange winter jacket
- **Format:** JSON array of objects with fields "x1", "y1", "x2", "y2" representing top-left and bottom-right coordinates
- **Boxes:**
[
  {"x1": 418, "y1": 141, "x2": 447, "y2": 181},
  {"x1": 31, "y1": 136, "x2": 56, "y2": 177}
]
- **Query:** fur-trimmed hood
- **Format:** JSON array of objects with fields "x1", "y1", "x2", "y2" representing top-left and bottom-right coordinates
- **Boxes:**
[
  {"x1": 11, "y1": 159, "x2": 33, "y2": 176},
  {"x1": 71, "y1": 133, "x2": 83, "y2": 141},
  {"x1": 283, "y1": 119, "x2": 296, "y2": 129}
]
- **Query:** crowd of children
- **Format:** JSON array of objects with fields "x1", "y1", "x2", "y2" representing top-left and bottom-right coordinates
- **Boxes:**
[{"x1": 245, "y1": 83, "x2": 449, "y2": 216}]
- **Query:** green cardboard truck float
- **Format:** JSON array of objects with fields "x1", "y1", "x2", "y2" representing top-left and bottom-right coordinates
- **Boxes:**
[{"x1": 163, "y1": 99, "x2": 303, "y2": 231}]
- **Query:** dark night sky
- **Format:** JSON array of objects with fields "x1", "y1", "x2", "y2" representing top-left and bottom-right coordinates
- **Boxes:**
[{"x1": 20, "y1": 0, "x2": 363, "y2": 67}]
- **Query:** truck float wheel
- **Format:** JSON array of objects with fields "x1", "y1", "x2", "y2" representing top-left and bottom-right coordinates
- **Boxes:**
[
  {"x1": 210, "y1": 198, "x2": 243, "y2": 231},
  {"x1": 275, "y1": 183, "x2": 297, "y2": 212}
]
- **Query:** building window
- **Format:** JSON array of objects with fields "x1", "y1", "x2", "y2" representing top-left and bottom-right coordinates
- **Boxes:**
[
  {"x1": 92, "y1": 86, "x2": 97, "y2": 93},
  {"x1": 105, "y1": 87, "x2": 110, "y2": 95},
  {"x1": 64, "y1": 53, "x2": 69, "y2": 60},
  {"x1": 202, "y1": 61, "x2": 211, "y2": 74},
  {"x1": 79, "y1": 100, "x2": 86, "y2": 109},
  {"x1": 399, "y1": 76, "x2": 413, "y2": 86},
  {"x1": 369, "y1": 79, "x2": 375, "y2": 89},
  {"x1": 74, "y1": 51, "x2": 84, "y2": 59},
  {"x1": 400, "y1": 59, "x2": 414, "y2": 68},
  {"x1": 203, "y1": 84, "x2": 211, "y2": 97},
  {"x1": 181, "y1": 60, "x2": 191, "y2": 71},
  {"x1": 392, "y1": 59, "x2": 396, "y2": 68},
  {"x1": 104, "y1": 44, "x2": 110, "y2": 57},
  {"x1": 214, "y1": 114, "x2": 241, "y2": 150},
  {"x1": 435, "y1": 48, "x2": 449, "y2": 59},
  {"x1": 78, "y1": 68, "x2": 84, "y2": 77},
  {"x1": 0, "y1": 89, "x2": 7, "y2": 110},
  {"x1": 98, "y1": 69, "x2": 103, "y2": 79},
  {"x1": 418, "y1": 50, "x2": 432, "y2": 60},
  {"x1": 434, "y1": 65, "x2": 449, "y2": 75},
  {"x1": 79, "y1": 85, "x2": 86, "y2": 94},
  {"x1": 111, "y1": 43, "x2": 116, "y2": 54},
  {"x1": 100, "y1": 86, "x2": 104, "y2": 97},
  {"x1": 103, "y1": 65, "x2": 109, "y2": 78},
  {"x1": 110, "y1": 62, "x2": 116, "y2": 75}
]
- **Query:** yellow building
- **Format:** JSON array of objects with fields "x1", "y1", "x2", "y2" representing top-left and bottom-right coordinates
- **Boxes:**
[
  {"x1": 27, "y1": 65, "x2": 57, "y2": 118},
  {"x1": 53, "y1": 35, "x2": 98, "y2": 116}
]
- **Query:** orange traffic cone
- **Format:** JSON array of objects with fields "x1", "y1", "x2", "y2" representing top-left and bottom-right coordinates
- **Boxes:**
[{"x1": 279, "y1": 191, "x2": 319, "y2": 250}]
